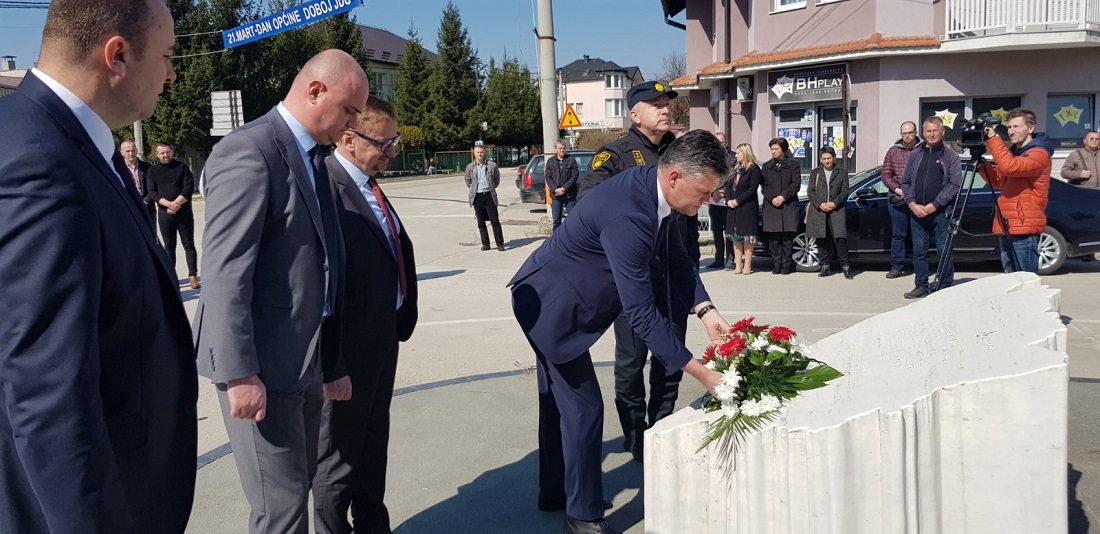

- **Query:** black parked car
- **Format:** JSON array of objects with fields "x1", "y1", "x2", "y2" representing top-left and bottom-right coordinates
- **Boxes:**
[
  {"x1": 516, "y1": 150, "x2": 596, "y2": 204},
  {"x1": 784, "y1": 166, "x2": 1100, "y2": 275}
]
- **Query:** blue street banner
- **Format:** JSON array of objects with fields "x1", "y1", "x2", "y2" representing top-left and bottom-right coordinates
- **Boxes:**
[{"x1": 222, "y1": 0, "x2": 362, "y2": 49}]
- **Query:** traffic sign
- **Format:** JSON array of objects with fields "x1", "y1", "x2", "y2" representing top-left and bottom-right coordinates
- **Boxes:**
[
  {"x1": 210, "y1": 90, "x2": 243, "y2": 137},
  {"x1": 559, "y1": 104, "x2": 581, "y2": 129},
  {"x1": 222, "y1": 0, "x2": 362, "y2": 50}
]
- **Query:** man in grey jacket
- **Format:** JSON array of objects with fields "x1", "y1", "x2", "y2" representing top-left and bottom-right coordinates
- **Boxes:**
[
  {"x1": 194, "y1": 49, "x2": 367, "y2": 533},
  {"x1": 1061, "y1": 130, "x2": 1099, "y2": 188},
  {"x1": 464, "y1": 145, "x2": 506, "y2": 251}
]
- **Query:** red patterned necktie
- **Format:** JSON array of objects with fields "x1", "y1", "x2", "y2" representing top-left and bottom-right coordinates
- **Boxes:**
[{"x1": 367, "y1": 176, "x2": 407, "y2": 299}]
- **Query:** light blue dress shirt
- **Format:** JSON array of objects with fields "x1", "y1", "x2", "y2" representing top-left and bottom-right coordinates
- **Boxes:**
[{"x1": 476, "y1": 162, "x2": 490, "y2": 193}]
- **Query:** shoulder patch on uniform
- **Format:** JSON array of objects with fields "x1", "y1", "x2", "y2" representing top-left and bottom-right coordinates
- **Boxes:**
[
  {"x1": 631, "y1": 150, "x2": 646, "y2": 166},
  {"x1": 592, "y1": 151, "x2": 612, "y2": 169}
]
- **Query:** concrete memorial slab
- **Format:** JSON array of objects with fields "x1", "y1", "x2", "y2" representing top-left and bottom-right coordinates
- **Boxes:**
[{"x1": 645, "y1": 272, "x2": 1068, "y2": 533}]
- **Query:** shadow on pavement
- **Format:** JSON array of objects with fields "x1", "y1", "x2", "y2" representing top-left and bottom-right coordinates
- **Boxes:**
[
  {"x1": 417, "y1": 269, "x2": 466, "y2": 282},
  {"x1": 1070, "y1": 463, "x2": 1090, "y2": 533},
  {"x1": 396, "y1": 440, "x2": 644, "y2": 534},
  {"x1": 504, "y1": 236, "x2": 547, "y2": 250}
]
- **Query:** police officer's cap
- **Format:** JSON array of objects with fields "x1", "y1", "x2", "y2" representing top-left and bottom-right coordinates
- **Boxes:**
[{"x1": 626, "y1": 81, "x2": 678, "y2": 110}]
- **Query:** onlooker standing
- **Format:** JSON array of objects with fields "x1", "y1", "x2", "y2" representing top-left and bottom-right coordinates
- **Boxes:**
[
  {"x1": 545, "y1": 138, "x2": 578, "y2": 231},
  {"x1": 900, "y1": 116, "x2": 963, "y2": 299},
  {"x1": 760, "y1": 137, "x2": 801, "y2": 275},
  {"x1": 120, "y1": 139, "x2": 155, "y2": 221},
  {"x1": 0, "y1": 1, "x2": 197, "y2": 532},
  {"x1": 806, "y1": 147, "x2": 852, "y2": 279},
  {"x1": 1060, "y1": 130, "x2": 1099, "y2": 188},
  {"x1": 146, "y1": 143, "x2": 200, "y2": 289},
  {"x1": 881, "y1": 121, "x2": 923, "y2": 278},
  {"x1": 194, "y1": 49, "x2": 365, "y2": 534},
  {"x1": 314, "y1": 96, "x2": 419, "y2": 534},
  {"x1": 724, "y1": 143, "x2": 762, "y2": 274},
  {"x1": 705, "y1": 132, "x2": 731, "y2": 269},
  {"x1": 465, "y1": 146, "x2": 506, "y2": 251},
  {"x1": 978, "y1": 108, "x2": 1052, "y2": 273}
]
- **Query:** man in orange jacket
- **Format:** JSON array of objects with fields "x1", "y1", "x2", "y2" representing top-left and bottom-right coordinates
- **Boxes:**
[{"x1": 979, "y1": 108, "x2": 1052, "y2": 273}]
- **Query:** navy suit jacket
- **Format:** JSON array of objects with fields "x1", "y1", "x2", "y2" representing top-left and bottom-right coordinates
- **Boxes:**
[
  {"x1": 0, "y1": 73, "x2": 198, "y2": 533},
  {"x1": 509, "y1": 166, "x2": 708, "y2": 372}
]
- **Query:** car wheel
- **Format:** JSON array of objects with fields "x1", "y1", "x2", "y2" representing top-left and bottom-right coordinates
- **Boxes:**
[
  {"x1": 1037, "y1": 226, "x2": 1066, "y2": 275},
  {"x1": 793, "y1": 232, "x2": 821, "y2": 272}
]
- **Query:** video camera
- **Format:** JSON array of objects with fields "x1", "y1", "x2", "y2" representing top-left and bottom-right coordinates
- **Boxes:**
[{"x1": 957, "y1": 113, "x2": 1007, "y2": 157}]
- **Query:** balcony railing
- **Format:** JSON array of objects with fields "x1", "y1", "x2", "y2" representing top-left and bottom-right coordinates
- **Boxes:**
[{"x1": 946, "y1": 0, "x2": 1100, "y2": 39}]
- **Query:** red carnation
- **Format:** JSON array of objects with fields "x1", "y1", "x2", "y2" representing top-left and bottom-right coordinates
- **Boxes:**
[
  {"x1": 720, "y1": 335, "x2": 746, "y2": 357},
  {"x1": 731, "y1": 316, "x2": 755, "y2": 332},
  {"x1": 703, "y1": 344, "x2": 716, "y2": 363},
  {"x1": 768, "y1": 326, "x2": 797, "y2": 343}
]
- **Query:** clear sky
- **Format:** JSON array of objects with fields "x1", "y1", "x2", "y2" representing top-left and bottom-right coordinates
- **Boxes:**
[{"x1": 0, "y1": 0, "x2": 689, "y2": 80}]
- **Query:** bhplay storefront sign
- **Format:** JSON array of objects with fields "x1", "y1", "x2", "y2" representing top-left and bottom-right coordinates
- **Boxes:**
[{"x1": 767, "y1": 63, "x2": 847, "y2": 105}]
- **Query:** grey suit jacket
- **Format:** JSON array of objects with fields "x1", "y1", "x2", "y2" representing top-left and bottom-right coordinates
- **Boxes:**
[
  {"x1": 193, "y1": 107, "x2": 343, "y2": 391},
  {"x1": 464, "y1": 159, "x2": 500, "y2": 206}
]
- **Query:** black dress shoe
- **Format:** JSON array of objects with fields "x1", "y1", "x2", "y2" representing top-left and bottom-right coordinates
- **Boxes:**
[
  {"x1": 771, "y1": 268, "x2": 782, "y2": 275},
  {"x1": 818, "y1": 266, "x2": 831, "y2": 277},
  {"x1": 480, "y1": 244, "x2": 490, "y2": 251},
  {"x1": 885, "y1": 269, "x2": 903, "y2": 279},
  {"x1": 842, "y1": 265, "x2": 854, "y2": 279},
  {"x1": 904, "y1": 287, "x2": 930, "y2": 299},
  {"x1": 497, "y1": 244, "x2": 507, "y2": 251},
  {"x1": 564, "y1": 517, "x2": 621, "y2": 534},
  {"x1": 781, "y1": 269, "x2": 793, "y2": 275}
]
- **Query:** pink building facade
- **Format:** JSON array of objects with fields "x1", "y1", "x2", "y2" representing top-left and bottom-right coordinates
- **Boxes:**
[
  {"x1": 666, "y1": 0, "x2": 1100, "y2": 176},
  {"x1": 557, "y1": 56, "x2": 645, "y2": 143}
]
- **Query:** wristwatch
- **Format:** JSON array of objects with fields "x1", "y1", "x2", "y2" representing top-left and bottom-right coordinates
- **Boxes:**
[{"x1": 695, "y1": 304, "x2": 716, "y2": 319}]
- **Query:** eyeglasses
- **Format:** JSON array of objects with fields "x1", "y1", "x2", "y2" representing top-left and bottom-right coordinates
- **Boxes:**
[
  {"x1": 349, "y1": 129, "x2": 401, "y2": 152},
  {"x1": 1086, "y1": 137, "x2": 1100, "y2": 141}
]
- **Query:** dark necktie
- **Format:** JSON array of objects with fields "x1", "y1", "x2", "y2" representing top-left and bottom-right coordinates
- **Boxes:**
[
  {"x1": 309, "y1": 145, "x2": 335, "y2": 315},
  {"x1": 367, "y1": 176, "x2": 407, "y2": 299},
  {"x1": 657, "y1": 215, "x2": 673, "y2": 317}
]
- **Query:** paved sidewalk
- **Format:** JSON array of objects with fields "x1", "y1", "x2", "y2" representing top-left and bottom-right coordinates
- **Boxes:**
[{"x1": 187, "y1": 364, "x2": 708, "y2": 534}]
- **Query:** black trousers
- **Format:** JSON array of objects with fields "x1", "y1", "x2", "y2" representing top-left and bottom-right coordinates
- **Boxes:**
[
  {"x1": 612, "y1": 313, "x2": 685, "y2": 457},
  {"x1": 472, "y1": 192, "x2": 504, "y2": 247},
  {"x1": 768, "y1": 231, "x2": 795, "y2": 273},
  {"x1": 158, "y1": 204, "x2": 198, "y2": 277},
  {"x1": 532, "y1": 346, "x2": 605, "y2": 522},
  {"x1": 313, "y1": 341, "x2": 400, "y2": 534},
  {"x1": 818, "y1": 222, "x2": 849, "y2": 267},
  {"x1": 707, "y1": 204, "x2": 727, "y2": 263}
]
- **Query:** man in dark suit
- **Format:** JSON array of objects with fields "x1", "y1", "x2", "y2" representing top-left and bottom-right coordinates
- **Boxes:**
[
  {"x1": 193, "y1": 49, "x2": 367, "y2": 534},
  {"x1": 120, "y1": 139, "x2": 155, "y2": 220},
  {"x1": 509, "y1": 130, "x2": 733, "y2": 534},
  {"x1": 0, "y1": 1, "x2": 197, "y2": 532},
  {"x1": 312, "y1": 96, "x2": 418, "y2": 534},
  {"x1": 146, "y1": 142, "x2": 200, "y2": 288}
]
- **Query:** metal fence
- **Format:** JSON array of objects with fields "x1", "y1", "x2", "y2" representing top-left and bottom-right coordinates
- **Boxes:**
[{"x1": 385, "y1": 148, "x2": 426, "y2": 173}]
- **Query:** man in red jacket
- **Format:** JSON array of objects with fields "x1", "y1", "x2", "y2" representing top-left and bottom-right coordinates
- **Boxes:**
[
  {"x1": 880, "y1": 121, "x2": 922, "y2": 278},
  {"x1": 979, "y1": 108, "x2": 1052, "y2": 273}
]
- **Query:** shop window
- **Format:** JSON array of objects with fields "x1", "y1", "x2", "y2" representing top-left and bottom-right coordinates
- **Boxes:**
[
  {"x1": 605, "y1": 99, "x2": 623, "y2": 117},
  {"x1": 919, "y1": 100, "x2": 966, "y2": 142},
  {"x1": 1047, "y1": 94, "x2": 1095, "y2": 149}
]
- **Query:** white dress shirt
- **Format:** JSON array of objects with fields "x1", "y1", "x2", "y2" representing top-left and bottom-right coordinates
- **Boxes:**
[{"x1": 32, "y1": 68, "x2": 122, "y2": 186}]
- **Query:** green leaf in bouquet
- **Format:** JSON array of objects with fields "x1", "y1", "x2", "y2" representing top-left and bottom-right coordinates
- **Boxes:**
[
  {"x1": 766, "y1": 350, "x2": 785, "y2": 363},
  {"x1": 803, "y1": 364, "x2": 844, "y2": 382}
]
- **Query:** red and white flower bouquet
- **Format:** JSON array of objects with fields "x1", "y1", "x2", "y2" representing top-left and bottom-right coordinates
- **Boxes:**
[{"x1": 698, "y1": 317, "x2": 844, "y2": 453}]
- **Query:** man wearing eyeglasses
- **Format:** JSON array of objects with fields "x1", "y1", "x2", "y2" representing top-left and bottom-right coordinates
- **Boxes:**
[
  {"x1": 881, "y1": 121, "x2": 923, "y2": 278},
  {"x1": 464, "y1": 145, "x2": 507, "y2": 251},
  {"x1": 1061, "y1": 131, "x2": 1100, "y2": 189},
  {"x1": 312, "y1": 95, "x2": 417, "y2": 534}
]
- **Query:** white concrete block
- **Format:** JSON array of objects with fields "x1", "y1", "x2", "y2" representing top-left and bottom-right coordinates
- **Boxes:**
[{"x1": 645, "y1": 272, "x2": 1068, "y2": 533}]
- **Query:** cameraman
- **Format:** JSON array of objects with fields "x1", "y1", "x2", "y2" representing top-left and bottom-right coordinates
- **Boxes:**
[{"x1": 977, "y1": 108, "x2": 1053, "y2": 273}]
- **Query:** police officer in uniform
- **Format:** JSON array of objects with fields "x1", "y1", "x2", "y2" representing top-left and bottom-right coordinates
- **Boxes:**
[{"x1": 576, "y1": 81, "x2": 701, "y2": 463}]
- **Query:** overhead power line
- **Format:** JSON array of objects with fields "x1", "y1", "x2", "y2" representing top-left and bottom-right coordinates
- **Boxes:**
[{"x1": 0, "y1": 1, "x2": 51, "y2": 8}]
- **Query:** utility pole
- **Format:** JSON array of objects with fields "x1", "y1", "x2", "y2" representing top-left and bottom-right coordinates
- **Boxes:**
[
  {"x1": 133, "y1": 120, "x2": 144, "y2": 156},
  {"x1": 536, "y1": 0, "x2": 558, "y2": 157}
]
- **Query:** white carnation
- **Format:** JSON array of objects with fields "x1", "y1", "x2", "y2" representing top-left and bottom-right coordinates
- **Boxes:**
[
  {"x1": 758, "y1": 395, "x2": 783, "y2": 412},
  {"x1": 721, "y1": 400, "x2": 740, "y2": 418},
  {"x1": 750, "y1": 336, "x2": 769, "y2": 350},
  {"x1": 739, "y1": 398, "x2": 766, "y2": 417},
  {"x1": 713, "y1": 370, "x2": 741, "y2": 401}
]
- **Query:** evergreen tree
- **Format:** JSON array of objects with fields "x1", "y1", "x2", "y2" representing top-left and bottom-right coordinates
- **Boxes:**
[
  {"x1": 422, "y1": 1, "x2": 478, "y2": 151},
  {"x1": 394, "y1": 25, "x2": 429, "y2": 129},
  {"x1": 469, "y1": 55, "x2": 541, "y2": 147}
]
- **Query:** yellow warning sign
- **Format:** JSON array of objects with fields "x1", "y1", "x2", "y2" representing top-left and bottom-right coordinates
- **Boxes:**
[{"x1": 559, "y1": 104, "x2": 581, "y2": 129}]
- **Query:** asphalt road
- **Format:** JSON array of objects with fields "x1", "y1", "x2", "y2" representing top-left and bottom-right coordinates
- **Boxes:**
[{"x1": 178, "y1": 172, "x2": 1100, "y2": 532}]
